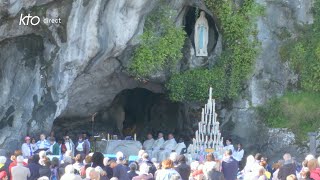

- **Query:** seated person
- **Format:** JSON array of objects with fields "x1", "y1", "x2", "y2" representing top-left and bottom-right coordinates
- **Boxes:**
[
  {"x1": 143, "y1": 133, "x2": 154, "y2": 156},
  {"x1": 156, "y1": 133, "x2": 177, "y2": 162},
  {"x1": 36, "y1": 134, "x2": 50, "y2": 152}
]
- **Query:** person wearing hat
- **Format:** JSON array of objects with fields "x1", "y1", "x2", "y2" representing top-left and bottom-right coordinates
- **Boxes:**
[
  {"x1": 0, "y1": 171, "x2": 8, "y2": 180},
  {"x1": 21, "y1": 136, "x2": 33, "y2": 158}
]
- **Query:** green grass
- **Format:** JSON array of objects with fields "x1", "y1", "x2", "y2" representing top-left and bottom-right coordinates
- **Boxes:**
[{"x1": 258, "y1": 92, "x2": 320, "y2": 142}]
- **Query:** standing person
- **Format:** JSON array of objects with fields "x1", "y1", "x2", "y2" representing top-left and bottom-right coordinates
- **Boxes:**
[
  {"x1": 27, "y1": 155, "x2": 41, "y2": 180},
  {"x1": 255, "y1": 153, "x2": 263, "y2": 165},
  {"x1": 139, "y1": 153, "x2": 157, "y2": 176},
  {"x1": 150, "y1": 132, "x2": 165, "y2": 159},
  {"x1": 233, "y1": 143, "x2": 244, "y2": 168},
  {"x1": 82, "y1": 132, "x2": 91, "y2": 152},
  {"x1": 156, "y1": 133, "x2": 177, "y2": 162},
  {"x1": 206, "y1": 161, "x2": 225, "y2": 180},
  {"x1": 307, "y1": 159, "x2": 320, "y2": 180},
  {"x1": 112, "y1": 151, "x2": 130, "y2": 180},
  {"x1": 143, "y1": 133, "x2": 155, "y2": 156},
  {"x1": 48, "y1": 137, "x2": 60, "y2": 155},
  {"x1": 278, "y1": 153, "x2": 296, "y2": 180},
  {"x1": 242, "y1": 155, "x2": 255, "y2": 179},
  {"x1": 8, "y1": 150, "x2": 27, "y2": 180},
  {"x1": 222, "y1": 149, "x2": 239, "y2": 180},
  {"x1": 73, "y1": 154, "x2": 84, "y2": 175},
  {"x1": 50, "y1": 157, "x2": 60, "y2": 180},
  {"x1": 132, "y1": 163, "x2": 154, "y2": 180},
  {"x1": 175, "y1": 155, "x2": 190, "y2": 180},
  {"x1": 0, "y1": 171, "x2": 8, "y2": 180},
  {"x1": 224, "y1": 139, "x2": 234, "y2": 152},
  {"x1": 47, "y1": 131, "x2": 56, "y2": 141},
  {"x1": 11, "y1": 156, "x2": 30, "y2": 179},
  {"x1": 0, "y1": 156, "x2": 6, "y2": 174},
  {"x1": 21, "y1": 136, "x2": 34, "y2": 158},
  {"x1": 203, "y1": 153, "x2": 216, "y2": 178},
  {"x1": 60, "y1": 165, "x2": 82, "y2": 180},
  {"x1": 155, "y1": 159, "x2": 181, "y2": 180},
  {"x1": 127, "y1": 163, "x2": 138, "y2": 180},
  {"x1": 36, "y1": 134, "x2": 51, "y2": 152},
  {"x1": 64, "y1": 135, "x2": 75, "y2": 157},
  {"x1": 76, "y1": 135, "x2": 90, "y2": 158},
  {"x1": 58, "y1": 139, "x2": 67, "y2": 157}
]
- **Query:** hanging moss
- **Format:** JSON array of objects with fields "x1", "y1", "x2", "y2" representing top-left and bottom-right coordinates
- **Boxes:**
[{"x1": 129, "y1": 3, "x2": 186, "y2": 78}]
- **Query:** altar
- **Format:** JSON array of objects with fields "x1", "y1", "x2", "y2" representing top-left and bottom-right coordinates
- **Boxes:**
[{"x1": 96, "y1": 140, "x2": 142, "y2": 158}]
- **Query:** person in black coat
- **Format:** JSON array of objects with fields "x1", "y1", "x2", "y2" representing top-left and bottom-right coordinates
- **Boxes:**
[
  {"x1": 111, "y1": 154, "x2": 130, "y2": 180},
  {"x1": 206, "y1": 161, "x2": 225, "y2": 180},
  {"x1": 278, "y1": 153, "x2": 296, "y2": 180},
  {"x1": 27, "y1": 155, "x2": 41, "y2": 180},
  {"x1": 175, "y1": 155, "x2": 191, "y2": 180}
]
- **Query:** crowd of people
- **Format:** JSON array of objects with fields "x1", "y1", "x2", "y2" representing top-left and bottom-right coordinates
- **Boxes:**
[{"x1": 0, "y1": 131, "x2": 320, "y2": 180}]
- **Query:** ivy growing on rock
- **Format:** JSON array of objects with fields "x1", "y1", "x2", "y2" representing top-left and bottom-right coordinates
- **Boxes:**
[
  {"x1": 279, "y1": 0, "x2": 320, "y2": 92},
  {"x1": 129, "y1": 3, "x2": 186, "y2": 78},
  {"x1": 167, "y1": 0, "x2": 263, "y2": 102}
]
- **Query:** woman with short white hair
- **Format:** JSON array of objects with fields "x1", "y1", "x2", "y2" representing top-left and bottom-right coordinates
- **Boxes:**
[
  {"x1": 60, "y1": 165, "x2": 82, "y2": 180},
  {"x1": 132, "y1": 163, "x2": 154, "y2": 180}
]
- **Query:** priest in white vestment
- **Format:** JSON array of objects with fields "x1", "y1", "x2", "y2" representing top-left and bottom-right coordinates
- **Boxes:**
[
  {"x1": 156, "y1": 133, "x2": 177, "y2": 162},
  {"x1": 143, "y1": 133, "x2": 155, "y2": 156},
  {"x1": 150, "y1": 132, "x2": 165, "y2": 159},
  {"x1": 174, "y1": 138, "x2": 186, "y2": 155}
]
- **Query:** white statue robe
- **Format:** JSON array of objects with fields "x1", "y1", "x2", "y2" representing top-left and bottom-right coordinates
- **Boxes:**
[
  {"x1": 150, "y1": 137, "x2": 164, "y2": 158},
  {"x1": 143, "y1": 138, "x2": 155, "y2": 155},
  {"x1": 194, "y1": 11, "x2": 209, "y2": 57},
  {"x1": 156, "y1": 138, "x2": 177, "y2": 162},
  {"x1": 174, "y1": 142, "x2": 186, "y2": 154}
]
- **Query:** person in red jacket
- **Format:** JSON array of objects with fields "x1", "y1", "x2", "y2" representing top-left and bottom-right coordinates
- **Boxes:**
[
  {"x1": 308, "y1": 159, "x2": 320, "y2": 180},
  {"x1": 8, "y1": 150, "x2": 27, "y2": 180},
  {"x1": 0, "y1": 171, "x2": 8, "y2": 180}
]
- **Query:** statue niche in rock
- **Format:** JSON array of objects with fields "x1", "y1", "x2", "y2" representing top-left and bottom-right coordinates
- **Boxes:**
[{"x1": 194, "y1": 11, "x2": 209, "y2": 57}]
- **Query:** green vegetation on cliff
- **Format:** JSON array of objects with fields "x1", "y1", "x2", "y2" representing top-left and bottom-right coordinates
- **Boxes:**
[
  {"x1": 279, "y1": 0, "x2": 320, "y2": 92},
  {"x1": 258, "y1": 92, "x2": 320, "y2": 142},
  {"x1": 129, "y1": 4, "x2": 186, "y2": 78},
  {"x1": 259, "y1": 0, "x2": 320, "y2": 141},
  {"x1": 167, "y1": 0, "x2": 263, "y2": 102}
]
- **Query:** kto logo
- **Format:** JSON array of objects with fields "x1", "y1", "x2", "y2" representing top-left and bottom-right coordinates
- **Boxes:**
[{"x1": 19, "y1": 14, "x2": 40, "y2": 26}]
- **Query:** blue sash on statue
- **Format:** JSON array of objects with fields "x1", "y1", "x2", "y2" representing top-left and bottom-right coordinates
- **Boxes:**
[{"x1": 199, "y1": 25, "x2": 204, "y2": 49}]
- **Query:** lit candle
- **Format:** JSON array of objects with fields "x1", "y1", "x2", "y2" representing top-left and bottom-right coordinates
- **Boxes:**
[
  {"x1": 134, "y1": 133, "x2": 137, "y2": 141},
  {"x1": 209, "y1": 87, "x2": 212, "y2": 100},
  {"x1": 201, "y1": 109, "x2": 204, "y2": 122},
  {"x1": 107, "y1": 134, "x2": 110, "y2": 141}
]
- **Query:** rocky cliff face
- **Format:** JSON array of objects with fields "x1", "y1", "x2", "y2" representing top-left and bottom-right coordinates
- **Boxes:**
[
  {"x1": 220, "y1": 0, "x2": 314, "y2": 160},
  {"x1": 0, "y1": 0, "x2": 209, "y2": 152},
  {"x1": 0, "y1": 0, "x2": 315, "y2": 159}
]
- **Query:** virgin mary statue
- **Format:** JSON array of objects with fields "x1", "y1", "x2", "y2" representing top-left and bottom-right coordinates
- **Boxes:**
[{"x1": 194, "y1": 11, "x2": 209, "y2": 57}]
